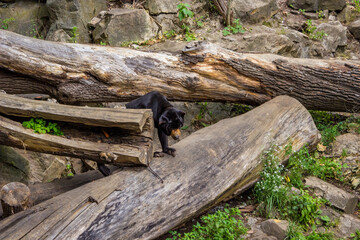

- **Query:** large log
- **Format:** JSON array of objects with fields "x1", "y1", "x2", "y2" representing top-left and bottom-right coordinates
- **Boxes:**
[
  {"x1": 0, "y1": 93, "x2": 154, "y2": 166},
  {"x1": 0, "y1": 30, "x2": 359, "y2": 112},
  {"x1": 0, "y1": 96, "x2": 320, "y2": 240}
]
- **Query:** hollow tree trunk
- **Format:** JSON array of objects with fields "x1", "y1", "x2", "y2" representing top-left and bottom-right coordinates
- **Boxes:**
[
  {"x1": 0, "y1": 29, "x2": 359, "y2": 112},
  {"x1": 0, "y1": 96, "x2": 320, "y2": 240}
]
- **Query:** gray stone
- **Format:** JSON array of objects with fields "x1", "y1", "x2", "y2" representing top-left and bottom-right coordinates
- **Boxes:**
[
  {"x1": 349, "y1": 19, "x2": 360, "y2": 41},
  {"x1": 0, "y1": 1, "x2": 49, "y2": 38},
  {"x1": 332, "y1": 133, "x2": 360, "y2": 156},
  {"x1": 336, "y1": 214, "x2": 360, "y2": 238},
  {"x1": 260, "y1": 219, "x2": 289, "y2": 240},
  {"x1": 288, "y1": 0, "x2": 346, "y2": 11},
  {"x1": 285, "y1": 14, "x2": 306, "y2": 31},
  {"x1": 0, "y1": 146, "x2": 29, "y2": 187},
  {"x1": 42, "y1": 158, "x2": 66, "y2": 182},
  {"x1": 46, "y1": 0, "x2": 107, "y2": 43},
  {"x1": 144, "y1": 0, "x2": 178, "y2": 15},
  {"x1": 316, "y1": 21, "x2": 347, "y2": 53},
  {"x1": 338, "y1": 5, "x2": 360, "y2": 24},
  {"x1": 305, "y1": 176, "x2": 358, "y2": 214},
  {"x1": 92, "y1": 8, "x2": 158, "y2": 46},
  {"x1": 46, "y1": 29, "x2": 72, "y2": 42},
  {"x1": 232, "y1": 0, "x2": 279, "y2": 24}
]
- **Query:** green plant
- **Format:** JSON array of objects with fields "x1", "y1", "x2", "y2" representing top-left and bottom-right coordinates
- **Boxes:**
[
  {"x1": 230, "y1": 104, "x2": 252, "y2": 116},
  {"x1": 350, "y1": 230, "x2": 360, "y2": 240},
  {"x1": 223, "y1": 19, "x2": 246, "y2": 36},
  {"x1": 22, "y1": 118, "x2": 64, "y2": 136},
  {"x1": 164, "y1": 30, "x2": 176, "y2": 39},
  {"x1": 254, "y1": 146, "x2": 288, "y2": 218},
  {"x1": 182, "y1": 24, "x2": 197, "y2": 41},
  {"x1": 177, "y1": 3, "x2": 194, "y2": 21},
  {"x1": 299, "y1": 9, "x2": 306, "y2": 14},
  {"x1": 0, "y1": 17, "x2": 14, "y2": 30},
  {"x1": 100, "y1": 41, "x2": 107, "y2": 46},
  {"x1": 353, "y1": 0, "x2": 360, "y2": 12},
  {"x1": 70, "y1": 26, "x2": 79, "y2": 43},
  {"x1": 317, "y1": 10, "x2": 325, "y2": 20},
  {"x1": 167, "y1": 207, "x2": 248, "y2": 240},
  {"x1": 195, "y1": 16, "x2": 204, "y2": 28},
  {"x1": 303, "y1": 19, "x2": 327, "y2": 40}
]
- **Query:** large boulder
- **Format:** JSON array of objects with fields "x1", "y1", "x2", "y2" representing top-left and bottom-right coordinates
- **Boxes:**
[
  {"x1": 46, "y1": 0, "x2": 107, "y2": 43},
  {"x1": 232, "y1": 0, "x2": 278, "y2": 24},
  {"x1": 92, "y1": 8, "x2": 158, "y2": 46},
  {"x1": 349, "y1": 19, "x2": 360, "y2": 41},
  {"x1": 144, "y1": 0, "x2": 178, "y2": 15},
  {"x1": 338, "y1": 5, "x2": 360, "y2": 24},
  {"x1": 316, "y1": 21, "x2": 347, "y2": 53},
  {"x1": 0, "y1": 0, "x2": 49, "y2": 38},
  {"x1": 0, "y1": 146, "x2": 29, "y2": 187},
  {"x1": 288, "y1": 0, "x2": 346, "y2": 11}
]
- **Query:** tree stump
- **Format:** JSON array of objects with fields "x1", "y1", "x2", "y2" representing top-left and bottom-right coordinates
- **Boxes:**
[{"x1": 0, "y1": 182, "x2": 31, "y2": 218}]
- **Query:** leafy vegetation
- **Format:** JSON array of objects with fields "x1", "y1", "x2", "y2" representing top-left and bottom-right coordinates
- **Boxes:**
[
  {"x1": 22, "y1": 118, "x2": 64, "y2": 136},
  {"x1": 309, "y1": 110, "x2": 360, "y2": 146},
  {"x1": 303, "y1": 20, "x2": 327, "y2": 41},
  {"x1": 223, "y1": 19, "x2": 246, "y2": 36},
  {"x1": 317, "y1": 10, "x2": 325, "y2": 20},
  {"x1": 0, "y1": 17, "x2": 14, "y2": 30},
  {"x1": 177, "y1": 3, "x2": 194, "y2": 22},
  {"x1": 167, "y1": 207, "x2": 248, "y2": 240},
  {"x1": 353, "y1": 0, "x2": 360, "y2": 13},
  {"x1": 70, "y1": 26, "x2": 79, "y2": 43}
]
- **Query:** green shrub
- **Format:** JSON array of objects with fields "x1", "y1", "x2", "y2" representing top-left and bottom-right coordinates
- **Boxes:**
[
  {"x1": 22, "y1": 118, "x2": 64, "y2": 136},
  {"x1": 177, "y1": 3, "x2": 194, "y2": 21},
  {"x1": 167, "y1": 207, "x2": 248, "y2": 240},
  {"x1": 1, "y1": 17, "x2": 14, "y2": 30},
  {"x1": 303, "y1": 19, "x2": 327, "y2": 40},
  {"x1": 223, "y1": 19, "x2": 246, "y2": 36}
]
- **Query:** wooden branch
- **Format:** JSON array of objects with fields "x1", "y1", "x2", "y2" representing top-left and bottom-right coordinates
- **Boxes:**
[
  {"x1": 0, "y1": 30, "x2": 359, "y2": 111},
  {"x1": 0, "y1": 93, "x2": 154, "y2": 166},
  {"x1": 0, "y1": 96, "x2": 320, "y2": 240},
  {"x1": 0, "y1": 93, "x2": 152, "y2": 132}
]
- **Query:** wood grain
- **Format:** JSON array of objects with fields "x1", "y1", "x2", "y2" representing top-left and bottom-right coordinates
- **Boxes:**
[{"x1": 0, "y1": 96, "x2": 320, "y2": 240}]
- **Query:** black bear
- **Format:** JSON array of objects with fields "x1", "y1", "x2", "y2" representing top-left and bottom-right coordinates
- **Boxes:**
[{"x1": 98, "y1": 91, "x2": 185, "y2": 176}]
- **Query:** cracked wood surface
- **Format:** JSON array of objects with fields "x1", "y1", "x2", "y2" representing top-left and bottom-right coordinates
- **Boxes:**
[
  {"x1": 0, "y1": 93, "x2": 154, "y2": 166},
  {"x1": 0, "y1": 96, "x2": 320, "y2": 240},
  {"x1": 0, "y1": 30, "x2": 359, "y2": 111}
]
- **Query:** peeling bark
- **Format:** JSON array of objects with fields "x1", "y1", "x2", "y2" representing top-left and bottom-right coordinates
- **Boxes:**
[{"x1": 0, "y1": 30, "x2": 359, "y2": 111}]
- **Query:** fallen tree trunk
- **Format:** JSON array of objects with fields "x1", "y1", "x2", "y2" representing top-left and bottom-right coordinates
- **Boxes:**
[
  {"x1": 0, "y1": 30, "x2": 359, "y2": 112},
  {"x1": 0, "y1": 93, "x2": 154, "y2": 166},
  {"x1": 0, "y1": 96, "x2": 320, "y2": 240}
]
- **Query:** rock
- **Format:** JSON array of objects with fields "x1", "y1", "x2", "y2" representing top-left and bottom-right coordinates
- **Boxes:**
[
  {"x1": 338, "y1": 5, "x2": 360, "y2": 24},
  {"x1": 316, "y1": 21, "x2": 347, "y2": 53},
  {"x1": 351, "y1": 177, "x2": 360, "y2": 189},
  {"x1": 288, "y1": 0, "x2": 346, "y2": 12},
  {"x1": 153, "y1": 14, "x2": 180, "y2": 33},
  {"x1": 46, "y1": 0, "x2": 107, "y2": 43},
  {"x1": 232, "y1": 0, "x2": 279, "y2": 24},
  {"x1": 144, "y1": 0, "x2": 178, "y2": 15},
  {"x1": 332, "y1": 133, "x2": 360, "y2": 156},
  {"x1": 336, "y1": 214, "x2": 360, "y2": 238},
  {"x1": 42, "y1": 158, "x2": 66, "y2": 182},
  {"x1": 349, "y1": 19, "x2": 360, "y2": 41},
  {"x1": 0, "y1": 146, "x2": 29, "y2": 187},
  {"x1": 305, "y1": 176, "x2": 358, "y2": 214},
  {"x1": 88, "y1": 11, "x2": 107, "y2": 29},
  {"x1": 285, "y1": 14, "x2": 306, "y2": 31},
  {"x1": 0, "y1": 1, "x2": 49, "y2": 38},
  {"x1": 260, "y1": 219, "x2": 289, "y2": 240},
  {"x1": 46, "y1": 29, "x2": 72, "y2": 42},
  {"x1": 245, "y1": 217, "x2": 278, "y2": 240},
  {"x1": 92, "y1": 8, "x2": 158, "y2": 46}
]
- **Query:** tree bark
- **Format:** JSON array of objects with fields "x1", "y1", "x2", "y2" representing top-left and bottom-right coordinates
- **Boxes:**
[
  {"x1": 0, "y1": 96, "x2": 320, "y2": 240},
  {"x1": 0, "y1": 30, "x2": 359, "y2": 112}
]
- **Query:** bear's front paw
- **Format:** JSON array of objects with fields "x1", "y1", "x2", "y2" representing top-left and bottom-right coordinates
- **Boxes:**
[
  {"x1": 154, "y1": 151, "x2": 165, "y2": 158},
  {"x1": 164, "y1": 147, "x2": 176, "y2": 157}
]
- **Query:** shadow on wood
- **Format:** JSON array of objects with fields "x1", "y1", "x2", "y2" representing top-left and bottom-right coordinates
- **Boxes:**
[{"x1": 0, "y1": 96, "x2": 320, "y2": 240}]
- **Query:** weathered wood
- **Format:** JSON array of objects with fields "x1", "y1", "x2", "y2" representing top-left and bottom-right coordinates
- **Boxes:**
[
  {"x1": 0, "y1": 30, "x2": 359, "y2": 112},
  {"x1": 0, "y1": 182, "x2": 31, "y2": 218},
  {"x1": 0, "y1": 96, "x2": 320, "y2": 240},
  {"x1": 0, "y1": 115, "x2": 153, "y2": 166},
  {"x1": 0, "y1": 93, "x2": 151, "y2": 132}
]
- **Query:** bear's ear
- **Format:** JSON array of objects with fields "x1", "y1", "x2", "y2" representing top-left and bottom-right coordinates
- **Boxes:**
[{"x1": 159, "y1": 115, "x2": 168, "y2": 125}]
